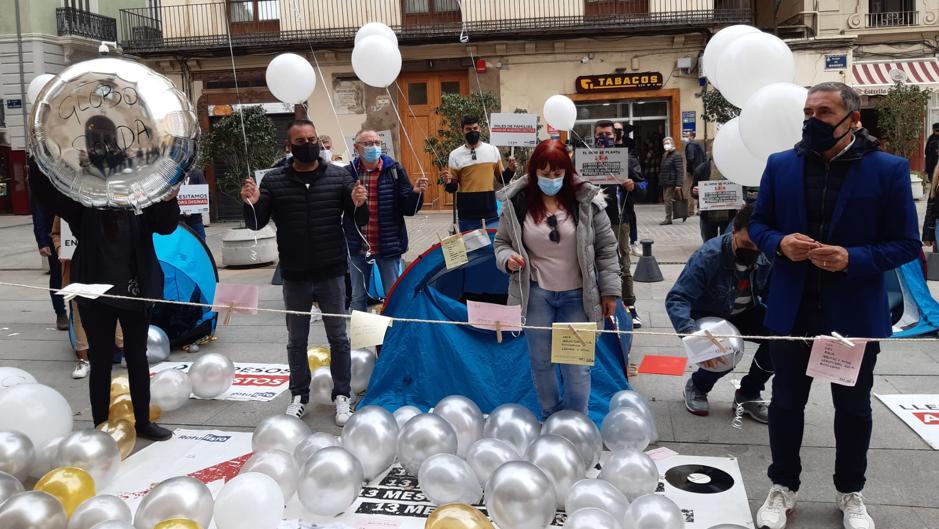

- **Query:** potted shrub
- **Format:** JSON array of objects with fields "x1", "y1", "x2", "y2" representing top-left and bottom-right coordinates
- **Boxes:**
[{"x1": 877, "y1": 82, "x2": 932, "y2": 200}]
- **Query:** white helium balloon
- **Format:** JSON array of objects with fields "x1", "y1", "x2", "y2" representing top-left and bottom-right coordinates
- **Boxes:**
[
  {"x1": 418, "y1": 453, "x2": 482, "y2": 506},
  {"x1": 309, "y1": 367, "x2": 335, "y2": 405},
  {"x1": 294, "y1": 432, "x2": 340, "y2": 466},
  {"x1": 599, "y1": 450, "x2": 659, "y2": 501},
  {"x1": 433, "y1": 395, "x2": 484, "y2": 458},
  {"x1": 340, "y1": 406, "x2": 398, "y2": 481},
  {"x1": 355, "y1": 22, "x2": 398, "y2": 47},
  {"x1": 0, "y1": 490, "x2": 67, "y2": 529},
  {"x1": 483, "y1": 403, "x2": 540, "y2": 455},
  {"x1": 145, "y1": 326, "x2": 171, "y2": 364},
  {"x1": 526, "y1": 435, "x2": 585, "y2": 509},
  {"x1": 252, "y1": 415, "x2": 312, "y2": 454},
  {"x1": 713, "y1": 117, "x2": 768, "y2": 187},
  {"x1": 543, "y1": 95, "x2": 577, "y2": 131},
  {"x1": 68, "y1": 494, "x2": 132, "y2": 529},
  {"x1": 56, "y1": 430, "x2": 121, "y2": 488},
  {"x1": 465, "y1": 437, "x2": 521, "y2": 488},
  {"x1": 701, "y1": 25, "x2": 759, "y2": 89},
  {"x1": 214, "y1": 472, "x2": 285, "y2": 529},
  {"x1": 350, "y1": 348, "x2": 377, "y2": 394},
  {"x1": 240, "y1": 449, "x2": 299, "y2": 500},
  {"x1": 485, "y1": 461, "x2": 557, "y2": 529},
  {"x1": 0, "y1": 470, "x2": 25, "y2": 504},
  {"x1": 609, "y1": 390, "x2": 657, "y2": 442},
  {"x1": 715, "y1": 31, "x2": 795, "y2": 108},
  {"x1": 565, "y1": 479, "x2": 629, "y2": 523},
  {"x1": 542, "y1": 410, "x2": 602, "y2": 471},
  {"x1": 601, "y1": 407, "x2": 652, "y2": 453},
  {"x1": 627, "y1": 494, "x2": 685, "y2": 529},
  {"x1": 564, "y1": 507, "x2": 624, "y2": 529},
  {"x1": 0, "y1": 367, "x2": 37, "y2": 389},
  {"x1": 265, "y1": 53, "x2": 316, "y2": 105},
  {"x1": 352, "y1": 35, "x2": 402, "y2": 88},
  {"x1": 396, "y1": 414, "x2": 458, "y2": 476},
  {"x1": 189, "y1": 353, "x2": 236, "y2": 399},
  {"x1": 29, "y1": 436, "x2": 63, "y2": 480},
  {"x1": 297, "y1": 446, "x2": 364, "y2": 516},
  {"x1": 149, "y1": 369, "x2": 192, "y2": 411},
  {"x1": 740, "y1": 82, "x2": 808, "y2": 158},
  {"x1": 27, "y1": 74, "x2": 55, "y2": 105},
  {"x1": 133, "y1": 476, "x2": 213, "y2": 529},
  {"x1": 0, "y1": 383, "x2": 73, "y2": 447},
  {"x1": 393, "y1": 405, "x2": 422, "y2": 429},
  {"x1": 0, "y1": 431, "x2": 35, "y2": 482}
]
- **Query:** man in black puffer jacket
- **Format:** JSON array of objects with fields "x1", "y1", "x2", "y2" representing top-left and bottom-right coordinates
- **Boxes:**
[{"x1": 241, "y1": 119, "x2": 368, "y2": 426}]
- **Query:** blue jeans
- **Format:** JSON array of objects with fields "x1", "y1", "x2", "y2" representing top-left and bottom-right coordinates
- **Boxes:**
[
  {"x1": 458, "y1": 216, "x2": 499, "y2": 233},
  {"x1": 525, "y1": 282, "x2": 591, "y2": 419},
  {"x1": 348, "y1": 254, "x2": 402, "y2": 313}
]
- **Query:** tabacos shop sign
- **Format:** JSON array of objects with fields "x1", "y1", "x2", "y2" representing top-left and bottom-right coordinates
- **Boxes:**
[{"x1": 576, "y1": 72, "x2": 664, "y2": 93}]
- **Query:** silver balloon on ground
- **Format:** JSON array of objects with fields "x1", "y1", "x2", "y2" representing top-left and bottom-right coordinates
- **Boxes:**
[
  {"x1": 433, "y1": 395, "x2": 484, "y2": 458},
  {"x1": 297, "y1": 446, "x2": 364, "y2": 516},
  {"x1": 350, "y1": 349, "x2": 377, "y2": 394},
  {"x1": 252, "y1": 415, "x2": 311, "y2": 455},
  {"x1": 396, "y1": 414, "x2": 458, "y2": 476},
  {"x1": 293, "y1": 432, "x2": 339, "y2": 466},
  {"x1": 601, "y1": 407, "x2": 652, "y2": 453},
  {"x1": 485, "y1": 461, "x2": 557, "y2": 529},
  {"x1": 89, "y1": 521, "x2": 134, "y2": 529},
  {"x1": 393, "y1": 405, "x2": 421, "y2": 428},
  {"x1": 239, "y1": 449, "x2": 299, "y2": 500},
  {"x1": 189, "y1": 353, "x2": 235, "y2": 399},
  {"x1": 29, "y1": 57, "x2": 199, "y2": 210},
  {"x1": 564, "y1": 507, "x2": 624, "y2": 529},
  {"x1": 599, "y1": 450, "x2": 659, "y2": 501},
  {"x1": 340, "y1": 406, "x2": 398, "y2": 481},
  {"x1": 608, "y1": 390, "x2": 657, "y2": 442},
  {"x1": 0, "y1": 431, "x2": 35, "y2": 482},
  {"x1": 0, "y1": 470, "x2": 24, "y2": 504},
  {"x1": 149, "y1": 369, "x2": 192, "y2": 411},
  {"x1": 627, "y1": 494, "x2": 685, "y2": 529},
  {"x1": 0, "y1": 367, "x2": 36, "y2": 389},
  {"x1": 133, "y1": 476, "x2": 213, "y2": 529},
  {"x1": 0, "y1": 383, "x2": 73, "y2": 448},
  {"x1": 417, "y1": 453, "x2": 482, "y2": 506},
  {"x1": 483, "y1": 403, "x2": 539, "y2": 456},
  {"x1": 145, "y1": 326, "x2": 171, "y2": 364},
  {"x1": 526, "y1": 435, "x2": 585, "y2": 509},
  {"x1": 29, "y1": 436, "x2": 63, "y2": 480},
  {"x1": 565, "y1": 479, "x2": 629, "y2": 522},
  {"x1": 68, "y1": 494, "x2": 132, "y2": 529},
  {"x1": 0, "y1": 490, "x2": 67, "y2": 529},
  {"x1": 465, "y1": 437, "x2": 520, "y2": 488},
  {"x1": 542, "y1": 410, "x2": 602, "y2": 471},
  {"x1": 309, "y1": 367, "x2": 334, "y2": 405},
  {"x1": 56, "y1": 430, "x2": 121, "y2": 488}
]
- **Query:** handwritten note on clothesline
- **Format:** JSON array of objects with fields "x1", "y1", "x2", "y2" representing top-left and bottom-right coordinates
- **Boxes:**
[
  {"x1": 467, "y1": 301, "x2": 522, "y2": 332},
  {"x1": 57, "y1": 283, "x2": 113, "y2": 301},
  {"x1": 806, "y1": 336, "x2": 868, "y2": 386},
  {"x1": 681, "y1": 320, "x2": 738, "y2": 365},
  {"x1": 212, "y1": 283, "x2": 259, "y2": 324},
  {"x1": 440, "y1": 233, "x2": 469, "y2": 270},
  {"x1": 350, "y1": 310, "x2": 393, "y2": 349},
  {"x1": 551, "y1": 322, "x2": 598, "y2": 366}
]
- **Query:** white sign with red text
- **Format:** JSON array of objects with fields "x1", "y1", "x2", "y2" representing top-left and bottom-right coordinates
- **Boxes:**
[
  {"x1": 876, "y1": 394, "x2": 939, "y2": 449},
  {"x1": 178, "y1": 184, "x2": 210, "y2": 215},
  {"x1": 149, "y1": 362, "x2": 289, "y2": 402},
  {"x1": 490, "y1": 113, "x2": 538, "y2": 147}
]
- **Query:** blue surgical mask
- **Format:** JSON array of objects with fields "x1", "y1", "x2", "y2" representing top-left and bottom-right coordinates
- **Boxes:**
[
  {"x1": 537, "y1": 176, "x2": 564, "y2": 196},
  {"x1": 363, "y1": 145, "x2": 382, "y2": 164}
]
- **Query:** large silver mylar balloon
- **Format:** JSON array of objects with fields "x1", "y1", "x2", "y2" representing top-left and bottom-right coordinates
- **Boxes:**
[
  {"x1": 417, "y1": 453, "x2": 482, "y2": 506},
  {"x1": 565, "y1": 479, "x2": 629, "y2": 522},
  {"x1": 433, "y1": 395, "x2": 484, "y2": 458},
  {"x1": 483, "y1": 403, "x2": 539, "y2": 456},
  {"x1": 149, "y1": 369, "x2": 192, "y2": 411},
  {"x1": 189, "y1": 353, "x2": 235, "y2": 399},
  {"x1": 609, "y1": 390, "x2": 657, "y2": 442},
  {"x1": 465, "y1": 437, "x2": 520, "y2": 488},
  {"x1": 297, "y1": 446, "x2": 364, "y2": 516},
  {"x1": 485, "y1": 461, "x2": 557, "y2": 529},
  {"x1": 393, "y1": 405, "x2": 422, "y2": 429},
  {"x1": 526, "y1": 435, "x2": 585, "y2": 509},
  {"x1": 29, "y1": 436, "x2": 63, "y2": 480},
  {"x1": 627, "y1": 494, "x2": 684, "y2": 529},
  {"x1": 396, "y1": 414, "x2": 458, "y2": 476},
  {"x1": 0, "y1": 470, "x2": 24, "y2": 504},
  {"x1": 350, "y1": 349, "x2": 377, "y2": 394},
  {"x1": 340, "y1": 406, "x2": 398, "y2": 481},
  {"x1": 293, "y1": 432, "x2": 339, "y2": 466},
  {"x1": 599, "y1": 450, "x2": 659, "y2": 501},
  {"x1": 68, "y1": 494, "x2": 132, "y2": 529},
  {"x1": 0, "y1": 431, "x2": 35, "y2": 481},
  {"x1": 133, "y1": 476, "x2": 213, "y2": 529},
  {"x1": 542, "y1": 410, "x2": 602, "y2": 471},
  {"x1": 240, "y1": 449, "x2": 299, "y2": 500},
  {"x1": 601, "y1": 407, "x2": 652, "y2": 453},
  {"x1": 145, "y1": 326, "x2": 171, "y2": 364},
  {"x1": 252, "y1": 415, "x2": 311, "y2": 455},
  {"x1": 29, "y1": 57, "x2": 199, "y2": 210},
  {"x1": 564, "y1": 507, "x2": 624, "y2": 529},
  {"x1": 309, "y1": 367, "x2": 334, "y2": 405},
  {"x1": 0, "y1": 490, "x2": 67, "y2": 529},
  {"x1": 56, "y1": 430, "x2": 121, "y2": 488},
  {"x1": 695, "y1": 317, "x2": 745, "y2": 373}
]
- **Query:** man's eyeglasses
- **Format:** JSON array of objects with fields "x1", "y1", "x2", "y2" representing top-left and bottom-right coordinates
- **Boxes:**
[
  {"x1": 291, "y1": 136, "x2": 319, "y2": 146},
  {"x1": 546, "y1": 214, "x2": 560, "y2": 244},
  {"x1": 357, "y1": 140, "x2": 382, "y2": 147}
]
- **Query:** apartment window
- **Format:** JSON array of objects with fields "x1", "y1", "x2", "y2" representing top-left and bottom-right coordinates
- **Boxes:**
[
  {"x1": 63, "y1": 0, "x2": 97, "y2": 12},
  {"x1": 404, "y1": 0, "x2": 459, "y2": 14},
  {"x1": 868, "y1": 0, "x2": 917, "y2": 27}
]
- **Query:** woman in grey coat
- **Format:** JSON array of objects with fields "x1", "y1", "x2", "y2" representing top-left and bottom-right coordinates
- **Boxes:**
[{"x1": 494, "y1": 139, "x2": 621, "y2": 419}]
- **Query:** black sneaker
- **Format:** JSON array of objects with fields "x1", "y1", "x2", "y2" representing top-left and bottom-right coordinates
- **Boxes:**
[
  {"x1": 628, "y1": 306, "x2": 642, "y2": 329},
  {"x1": 56, "y1": 313, "x2": 69, "y2": 331},
  {"x1": 136, "y1": 422, "x2": 173, "y2": 441}
]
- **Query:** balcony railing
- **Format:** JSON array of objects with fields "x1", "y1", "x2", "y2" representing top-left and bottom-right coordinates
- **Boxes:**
[
  {"x1": 119, "y1": 0, "x2": 752, "y2": 54},
  {"x1": 865, "y1": 10, "x2": 918, "y2": 28},
  {"x1": 57, "y1": 7, "x2": 117, "y2": 41}
]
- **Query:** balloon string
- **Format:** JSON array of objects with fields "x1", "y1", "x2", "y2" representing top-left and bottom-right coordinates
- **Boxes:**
[
  {"x1": 385, "y1": 87, "x2": 426, "y2": 217},
  {"x1": 223, "y1": 7, "x2": 251, "y2": 181}
]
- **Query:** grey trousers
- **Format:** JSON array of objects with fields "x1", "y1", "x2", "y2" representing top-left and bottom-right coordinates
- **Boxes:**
[{"x1": 283, "y1": 276, "x2": 351, "y2": 402}]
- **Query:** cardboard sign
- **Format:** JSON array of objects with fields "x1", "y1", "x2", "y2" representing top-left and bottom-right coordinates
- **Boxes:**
[
  {"x1": 550, "y1": 322, "x2": 598, "y2": 366},
  {"x1": 698, "y1": 180, "x2": 744, "y2": 211},
  {"x1": 351, "y1": 310, "x2": 393, "y2": 349},
  {"x1": 149, "y1": 362, "x2": 290, "y2": 402},
  {"x1": 574, "y1": 147, "x2": 628, "y2": 185},
  {"x1": 489, "y1": 113, "x2": 538, "y2": 147},
  {"x1": 59, "y1": 220, "x2": 78, "y2": 260},
  {"x1": 440, "y1": 233, "x2": 469, "y2": 270},
  {"x1": 876, "y1": 394, "x2": 939, "y2": 450},
  {"x1": 805, "y1": 336, "x2": 868, "y2": 386},
  {"x1": 467, "y1": 300, "x2": 522, "y2": 332},
  {"x1": 178, "y1": 184, "x2": 210, "y2": 215},
  {"x1": 681, "y1": 320, "x2": 738, "y2": 365}
]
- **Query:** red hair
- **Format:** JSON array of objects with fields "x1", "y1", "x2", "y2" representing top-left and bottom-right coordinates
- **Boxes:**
[{"x1": 525, "y1": 139, "x2": 584, "y2": 224}]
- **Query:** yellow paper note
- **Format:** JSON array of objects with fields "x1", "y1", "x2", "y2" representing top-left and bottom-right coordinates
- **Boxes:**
[
  {"x1": 551, "y1": 322, "x2": 598, "y2": 366},
  {"x1": 440, "y1": 233, "x2": 469, "y2": 270},
  {"x1": 350, "y1": 310, "x2": 393, "y2": 349}
]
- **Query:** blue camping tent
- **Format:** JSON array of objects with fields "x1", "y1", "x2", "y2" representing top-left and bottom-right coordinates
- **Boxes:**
[
  {"x1": 359, "y1": 230, "x2": 633, "y2": 424},
  {"x1": 888, "y1": 257, "x2": 939, "y2": 338}
]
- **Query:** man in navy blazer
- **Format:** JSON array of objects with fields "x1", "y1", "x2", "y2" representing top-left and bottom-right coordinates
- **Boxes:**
[{"x1": 749, "y1": 82, "x2": 920, "y2": 529}]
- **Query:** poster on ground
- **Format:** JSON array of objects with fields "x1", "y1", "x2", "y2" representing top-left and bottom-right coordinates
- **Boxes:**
[
  {"x1": 149, "y1": 362, "x2": 290, "y2": 402},
  {"x1": 574, "y1": 147, "x2": 627, "y2": 185},
  {"x1": 489, "y1": 113, "x2": 538, "y2": 147},
  {"x1": 876, "y1": 394, "x2": 939, "y2": 449}
]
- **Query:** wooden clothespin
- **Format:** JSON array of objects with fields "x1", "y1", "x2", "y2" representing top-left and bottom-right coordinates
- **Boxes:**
[
  {"x1": 223, "y1": 302, "x2": 235, "y2": 326},
  {"x1": 495, "y1": 321, "x2": 503, "y2": 343},
  {"x1": 568, "y1": 324, "x2": 587, "y2": 346},
  {"x1": 831, "y1": 332, "x2": 855, "y2": 347},
  {"x1": 453, "y1": 223, "x2": 460, "y2": 235},
  {"x1": 703, "y1": 330, "x2": 728, "y2": 353}
]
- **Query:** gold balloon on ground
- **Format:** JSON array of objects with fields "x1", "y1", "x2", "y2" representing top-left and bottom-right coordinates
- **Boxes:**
[
  {"x1": 153, "y1": 519, "x2": 203, "y2": 529},
  {"x1": 110, "y1": 376, "x2": 131, "y2": 400},
  {"x1": 425, "y1": 503, "x2": 495, "y2": 529},
  {"x1": 307, "y1": 345, "x2": 331, "y2": 371},
  {"x1": 108, "y1": 394, "x2": 135, "y2": 422},
  {"x1": 97, "y1": 419, "x2": 137, "y2": 459},
  {"x1": 34, "y1": 466, "x2": 96, "y2": 518}
]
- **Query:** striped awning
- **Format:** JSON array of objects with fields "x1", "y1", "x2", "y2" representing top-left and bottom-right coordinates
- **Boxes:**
[{"x1": 852, "y1": 59, "x2": 939, "y2": 95}]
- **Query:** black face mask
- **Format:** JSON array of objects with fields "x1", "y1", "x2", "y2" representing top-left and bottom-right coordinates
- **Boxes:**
[
  {"x1": 291, "y1": 142, "x2": 320, "y2": 164},
  {"x1": 802, "y1": 113, "x2": 852, "y2": 153},
  {"x1": 735, "y1": 248, "x2": 760, "y2": 267},
  {"x1": 465, "y1": 131, "x2": 481, "y2": 145}
]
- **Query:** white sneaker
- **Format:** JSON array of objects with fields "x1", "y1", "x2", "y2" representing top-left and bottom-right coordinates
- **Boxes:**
[
  {"x1": 837, "y1": 492, "x2": 875, "y2": 529},
  {"x1": 72, "y1": 359, "x2": 90, "y2": 379},
  {"x1": 285, "y1": 395, "x2": 308, "y2": 419},
  {"x1": 334, "y1": 395, "x2": 353, "y2": 426},
  {"x1": 630, "y1": 243, "x2": 641, "y2": 256},
  {"x1": 756, "y1": 485, "x2": 797, "y2": 529}
]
